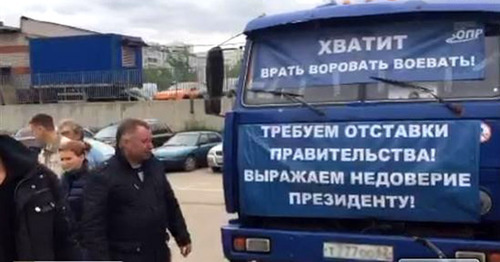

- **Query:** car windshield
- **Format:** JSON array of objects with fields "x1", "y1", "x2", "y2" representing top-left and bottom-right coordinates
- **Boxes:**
[
  {"x1": 95, "y1": 125, "x2": 118, "y2": 139},
  {"x1": 244, "y1": 20, "x2": 500, "y2": 105},
  {"x1": 165, "y1": 133, "x2": 199, "y2": 146}
]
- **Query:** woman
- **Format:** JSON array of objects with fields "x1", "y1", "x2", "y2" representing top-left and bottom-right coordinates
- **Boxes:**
[
  {"x1": 58, "y1": 119, "x2": 109, "y2": 170},
  {"x1": 60, "y1": 140, "x2": 91, "y2": 230},
  {"x1": 0, "y1": 135, "x2": 77, "y2": 261}
]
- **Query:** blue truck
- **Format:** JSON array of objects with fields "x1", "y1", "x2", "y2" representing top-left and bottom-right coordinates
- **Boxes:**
[
  {"x1": 204, "y1": 0, "x2": 500, "y2": 261},
  {"x1": 28, "y1": 33, "x2": 144, "y2": 102}
]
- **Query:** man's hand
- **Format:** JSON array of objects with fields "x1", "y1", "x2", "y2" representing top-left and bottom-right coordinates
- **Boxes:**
[{"x1": 179, "y1": 243, "x2": 192, "y2": 257}]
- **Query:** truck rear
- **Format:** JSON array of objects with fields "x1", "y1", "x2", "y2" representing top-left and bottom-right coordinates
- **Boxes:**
[{"x1": 205, "y1": 1, "x2": 500, "y2": 261}]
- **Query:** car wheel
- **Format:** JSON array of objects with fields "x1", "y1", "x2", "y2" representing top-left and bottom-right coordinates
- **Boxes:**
[
  {"x1": 184, "y1": 156, "x2": 197, "y2": 172},
  {"x1": 211, "y1": 167, "x2": 221, "y2": 173}
]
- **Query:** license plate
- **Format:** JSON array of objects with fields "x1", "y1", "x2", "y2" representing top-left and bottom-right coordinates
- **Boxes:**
[{"x1": 323, "y1": 242, "x2": 393, "y2": 261}]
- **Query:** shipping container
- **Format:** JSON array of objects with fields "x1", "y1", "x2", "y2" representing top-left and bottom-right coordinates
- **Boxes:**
[{"x1": 29, "y1": 34, "x2": 145, "y2": 101}]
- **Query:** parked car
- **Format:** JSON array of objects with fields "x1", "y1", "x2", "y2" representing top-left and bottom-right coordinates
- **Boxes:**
[
  {"x1": 153, "y1": 131, "x2": 222, "y2": 171},
  {"x1": 83, "y1": 128, "x2": 95, "y2": 138},
  {"x1": 84, "y1": 137, "x2": 115, "y2": 161},
  {"x1": 94, "y1": 119, "x2": 174, "y2": 148},
  {"x1": 154, "y1": 82, "x2": 205, "y2": 101},
  {"x1": 207, "y1": 143, "x2": 223, "y2": 172},
  {"x1": 14, "y1": 126, "x2": 43, "y2": 155}
]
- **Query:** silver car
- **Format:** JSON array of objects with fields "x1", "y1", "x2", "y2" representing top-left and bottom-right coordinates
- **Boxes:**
[{"x1": 207, "y1": 143, "x2": 223, "y2": 172}]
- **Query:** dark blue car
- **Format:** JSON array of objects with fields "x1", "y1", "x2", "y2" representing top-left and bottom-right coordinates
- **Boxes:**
[{"x1": 153, "y1": 131, "x2": 222, "y2": 171}]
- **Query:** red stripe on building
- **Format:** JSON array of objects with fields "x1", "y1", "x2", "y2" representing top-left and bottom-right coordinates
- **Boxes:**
[
  {"x1": 12, "y1": 67, "x2": 30, "y2": 74},
  {"x1": 0, "y1": 45, "x2": 29, "y2": 54}
]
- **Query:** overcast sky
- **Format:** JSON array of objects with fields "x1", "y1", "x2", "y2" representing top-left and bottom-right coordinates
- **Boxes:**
[{"x1": 0, "y1": 0, "x2": 328, "y2": 50}]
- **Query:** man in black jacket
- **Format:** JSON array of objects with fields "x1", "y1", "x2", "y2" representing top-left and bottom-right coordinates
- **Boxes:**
[
  {"x1": 0, "y1": 135, "x2": 77, "y2": 261},
  {"x1": 82, "y1": 119, "x2": 192, "y2": 262}
]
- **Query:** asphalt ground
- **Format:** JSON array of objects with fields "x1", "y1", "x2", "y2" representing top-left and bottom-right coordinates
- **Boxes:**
[{"x1": 167, "y1": 168, "x2": 232, "y2": 262}]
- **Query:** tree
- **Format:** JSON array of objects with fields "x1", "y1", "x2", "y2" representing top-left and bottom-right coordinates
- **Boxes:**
[
  {"x1": 143, "y1": 68, "x2": 174, "y2": 91},
  {"x1": 166, "y1": 46, "x2": 197, "y2": 83},
  {"x1": 143, "y1": 46, "x2": 199, "y2": 91}
]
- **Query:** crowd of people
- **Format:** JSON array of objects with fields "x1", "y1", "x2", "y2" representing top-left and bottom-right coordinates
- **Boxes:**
[{"x1": 0, "y1": 114, "x2": 192, "y2": 262}]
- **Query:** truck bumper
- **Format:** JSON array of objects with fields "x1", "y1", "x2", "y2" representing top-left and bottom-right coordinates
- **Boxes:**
[{"x1": 222, "y1": 224, "x2": 500, "y2": 262}]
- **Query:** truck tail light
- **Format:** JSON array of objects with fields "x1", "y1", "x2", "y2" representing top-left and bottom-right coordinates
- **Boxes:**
[
  {"x1": 233, "y1": 236, "x2": 271, "y2": 253},
  {"x1": 233, "y1": 237, "x2": 246, "y2": 252},
  {"x1": 489, "y1": 253, "x2": 500, "y2": 262}
]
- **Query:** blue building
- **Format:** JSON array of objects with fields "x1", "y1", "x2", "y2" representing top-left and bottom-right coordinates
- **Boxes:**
[{"x1": 29, "y1": 33, "x2": 146, "y2": 101}]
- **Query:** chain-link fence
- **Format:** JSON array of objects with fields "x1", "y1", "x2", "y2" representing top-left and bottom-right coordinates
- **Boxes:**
[{"x1": 0, "y1": 66, "x2": 239, "y2": 105}]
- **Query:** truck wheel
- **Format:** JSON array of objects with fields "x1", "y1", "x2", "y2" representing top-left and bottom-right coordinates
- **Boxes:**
[{"x1": 211, "y1": 167, "x2": 221, "y2": 173}]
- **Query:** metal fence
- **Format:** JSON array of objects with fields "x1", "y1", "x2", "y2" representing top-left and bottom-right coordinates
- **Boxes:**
[
  {"x1": 0, "y1": 67, "x2": 238, "y2": 105},
  {"x1": 32, "y1": 70, "x2": 142, "y2": 87}
]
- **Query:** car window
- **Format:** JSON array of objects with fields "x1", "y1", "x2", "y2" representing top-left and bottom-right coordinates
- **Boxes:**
[
  {"x1": 83, "y1": 129, "x2": 94, "y2": 138},
  {"x1": 150, "y1": 122, "x2": 173, "y2": 135},
  {"x1": 165, "y1": 133, "x2": 198, "y2": 146},
  {"x1": 208, "y1": 133, "x2": 221, "y2": 143},
  {"x1": 15, "y1": 127, "x2": 32, "y2": 138},
  {"x1": 159, "y1": 123, "x2": 173, "y2": 133},
  {"x1": 199, "y1": 134, "x2": 209, "y2": 145},
  {"x1": 163, "y1": 123, "x2": 173, "y2": 133},
  {"x1": 150, "y1": 123, "x2": 160, "y2": 134}
]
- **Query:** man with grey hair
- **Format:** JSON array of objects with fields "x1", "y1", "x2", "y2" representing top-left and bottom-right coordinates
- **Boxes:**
[
  {"x1": 58, "y1": 119, "x2": 108, "y2": 170},
  {"x1": 82, "y1": 118, "x2": 191, "y2": 262}
]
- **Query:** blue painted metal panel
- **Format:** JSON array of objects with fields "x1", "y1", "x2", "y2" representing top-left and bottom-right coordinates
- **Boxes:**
[
  {"x1": 245, "y1": 0, "x2": 500, "y2": 33},
  {"x1": 135, "y1": 46, "x2": 143, "y2": 69},
  {"x1": 30, "y1": 34, "x2": 115, "y2": 73},
  {"x1": 222, "y1": 224, "x2": 500, "y2": 261},
  {"x1": 29, "y1": 34, "x2": 143, "y2": 87},
  {"x1": 222, "y1": 4, "x2": 500, "y2": 260},
  {"x1": 223, "y1": 112, "x2": 238, "y2": 213},
  {"x1": 134, "y1": 46, "x2": 143, "y2": 83},
  {"x1": 223, "y1": 42, "x2": 252, "y2": 213},
  {"x1": 111, "y1": 34, "x2": 122, "y2": 70}
]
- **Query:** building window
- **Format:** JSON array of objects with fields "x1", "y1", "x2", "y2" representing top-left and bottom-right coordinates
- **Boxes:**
[{"x1": 147, "y1": 57, "x2": 158, "y2": 63}]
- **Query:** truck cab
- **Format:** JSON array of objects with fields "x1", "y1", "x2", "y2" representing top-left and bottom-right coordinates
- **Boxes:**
[{"x1": 205, "y1": 1, "x2": 500, "y2": 261}]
